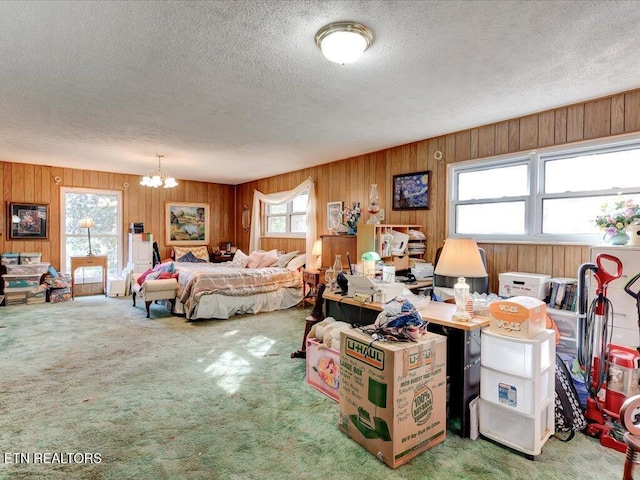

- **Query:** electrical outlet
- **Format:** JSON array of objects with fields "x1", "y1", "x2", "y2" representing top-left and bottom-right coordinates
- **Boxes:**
[{"x1": 379, "y1": 209, "x2": 385, "y2": 221}]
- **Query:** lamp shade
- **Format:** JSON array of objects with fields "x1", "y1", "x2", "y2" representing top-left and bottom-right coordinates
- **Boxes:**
[
  {"x1": 80, "y1": 217, "x2": 95, "y2": 229},
  {"x1": 434, "y1": 238, "x2": 487, "y2": 278},
  {"x1": 312, "y1": 239, "x2": 322, "y2": 256}
]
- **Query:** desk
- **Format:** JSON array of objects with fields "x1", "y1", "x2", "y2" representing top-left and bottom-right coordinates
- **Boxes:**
[
  {"x1": 71, "y1": 255, "x2": 108, "y2": 298},
  {"x1": 323, "y1": 291, "x2": 489, "y2": 438}
]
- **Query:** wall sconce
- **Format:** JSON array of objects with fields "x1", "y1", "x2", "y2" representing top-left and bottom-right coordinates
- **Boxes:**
[
  {"x1": 242, "y1": 205, "x2": 250, "y2": 232},
  {"x1": 80, "y1": 217, "x2": 96, "y2": 256},
  {"x1": 434, "y1": 238, "x2": 487, "y2": 321},
  {"x1": 54, "y1": 176, "x2": 62, "y2": 185}
]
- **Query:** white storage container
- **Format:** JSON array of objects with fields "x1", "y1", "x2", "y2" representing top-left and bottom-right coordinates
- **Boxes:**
[
  {"x1": 548, "y1": 307, "x2": 578, "y2": 357},
  {"x1": 481, "y1": 329, "x2": 554, "y2": 378},
  {"x1": 480, "y1": 365, "x2": 553, "y2": 415},
  {"x1": 19, "y1": 253, "x2": 42, "y2": 264},
  {"x1": 107, "y1": 278, "x2": 127, "y2": 297},
  {"x1": 479, "y1": 397, "x2": 554, "y2": 456},
  {"x1": 2, "y1": 274, "x2": 42, "y2": 291},
  {"x1": 5, "y1": 263, "x2": 50, "y2": 275},
  {"x1": 499, "y1": 272, "x2": 551, "y2": 299},
  {"x1": 1, "y1": 253, "x2": 19, "y2": 265}
]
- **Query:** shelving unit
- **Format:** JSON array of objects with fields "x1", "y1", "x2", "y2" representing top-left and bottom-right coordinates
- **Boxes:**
[{"x1": 356, "y1": 224, "x2": 424, "y2": 271}]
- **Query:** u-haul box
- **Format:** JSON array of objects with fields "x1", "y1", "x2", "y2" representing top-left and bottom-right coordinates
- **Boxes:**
[{"x1": 338, "y1": 329, "x2": 447, "y2": 468}]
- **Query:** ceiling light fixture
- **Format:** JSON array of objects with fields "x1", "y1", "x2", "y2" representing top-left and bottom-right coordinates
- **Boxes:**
[
  {"x1": 315, "y1": 21, "x2": 373, "y2": 64},
  {"x1": 140, "y1": 154, "x2": 178, "y2": 188}
]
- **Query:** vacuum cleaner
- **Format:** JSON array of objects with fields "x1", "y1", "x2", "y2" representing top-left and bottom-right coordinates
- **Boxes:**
[{"x1": 577, "y1": 253, "x2": 640, "y2": 452}]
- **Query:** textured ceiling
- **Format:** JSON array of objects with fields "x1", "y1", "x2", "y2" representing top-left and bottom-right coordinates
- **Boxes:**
[{"x1": 1, "y1": 0, "x2": 640, "y2": 185}]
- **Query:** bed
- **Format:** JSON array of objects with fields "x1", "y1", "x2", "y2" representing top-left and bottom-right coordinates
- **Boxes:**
[{"x1": 166, "y1": 247, "x2": 305, "y2": 320}]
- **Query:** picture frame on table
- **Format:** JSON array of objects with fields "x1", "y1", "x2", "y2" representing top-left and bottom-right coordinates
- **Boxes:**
[
  {"x1": 392, "y1": 171, "x2": 431, "y2": 210},
  {"x1": 8, "y1": 202, "x2": 49, "y2": 240},
  {"x1": 165, "y1": 201, "x2": 210, "y2": 245},
  {"x1": 327, "y1": 201, "x2": 343, "y2": 233}
]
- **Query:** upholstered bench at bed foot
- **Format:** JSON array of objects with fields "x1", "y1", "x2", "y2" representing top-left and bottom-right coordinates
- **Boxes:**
[{"x1": 132, "y1": 277, "x2": 178, "y2": 318}]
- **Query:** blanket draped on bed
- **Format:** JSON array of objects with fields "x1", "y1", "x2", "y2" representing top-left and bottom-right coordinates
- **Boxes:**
[{"x1": 177, "y1": 266, "x2": 302, "y2": 318}]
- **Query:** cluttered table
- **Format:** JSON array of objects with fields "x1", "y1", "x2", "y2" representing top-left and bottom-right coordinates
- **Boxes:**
[{"x1": 323, "y1": 290, "x2": 489, "y2": 438}]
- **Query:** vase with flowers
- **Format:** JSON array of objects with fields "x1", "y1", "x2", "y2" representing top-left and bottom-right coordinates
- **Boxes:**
[
  {"x1": 594, "y1": 199, "x2": 640, "y2": 245},
  {"x1": 342, "y1": 202, "x2": 361, "y2": 235}
]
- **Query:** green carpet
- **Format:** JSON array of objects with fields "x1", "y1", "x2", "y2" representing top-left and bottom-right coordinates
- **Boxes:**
[{"x1": 0, "y1": 296, "x2": 625, "y2": 479}]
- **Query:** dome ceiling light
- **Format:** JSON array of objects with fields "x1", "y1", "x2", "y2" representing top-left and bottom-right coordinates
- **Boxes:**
[{"x1": 315, "y1": 21, "x2": 374, "y2": 64}]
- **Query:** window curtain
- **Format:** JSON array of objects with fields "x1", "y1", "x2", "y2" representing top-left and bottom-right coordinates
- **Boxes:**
[{"x1": 249, "y1": 177, "x2": 317, "y2": 269}]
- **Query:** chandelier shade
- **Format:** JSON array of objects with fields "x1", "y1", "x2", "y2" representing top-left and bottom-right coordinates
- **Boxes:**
[{"x1": 140, "y1": 154, "x2": 178, "y2": 188}]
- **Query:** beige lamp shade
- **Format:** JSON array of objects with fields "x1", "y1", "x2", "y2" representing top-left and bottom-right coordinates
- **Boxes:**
[
  {"x1": 80, "y1": 217, "x2": 95, "y2": 229},
  {"x1": 434, "y1": 238, "x2": 487, "y2": 277},
  {"x1": 311, "y1": 239, "x2": 322, "y2": 256}
]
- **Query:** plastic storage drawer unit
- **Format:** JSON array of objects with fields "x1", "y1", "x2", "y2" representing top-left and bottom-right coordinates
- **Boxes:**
[{"x1": 481, "y1": 328, "x2": 554, "y2": 378}]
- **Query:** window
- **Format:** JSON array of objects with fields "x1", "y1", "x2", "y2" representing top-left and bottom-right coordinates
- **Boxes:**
[
  {"x1": 265, "y1": 191, "x2": 308, "y2": 236},
  {"x1": 61, "y1": 188, "x2": 122, "y2": 278},
  {"x1": 449, "y1": 134, "x2": 640, "y2": 243}
]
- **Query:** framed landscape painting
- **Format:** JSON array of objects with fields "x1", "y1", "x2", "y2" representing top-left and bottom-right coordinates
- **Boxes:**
[
  {"x1": 392, "y1": 171, "x2": 431, "y2": 210},
  {"x1": 165, "y1": 202, "x2": 209, "y2": 246},
  {"x1": 9, "y1": 202, "x2": 49, "y2": 240}
]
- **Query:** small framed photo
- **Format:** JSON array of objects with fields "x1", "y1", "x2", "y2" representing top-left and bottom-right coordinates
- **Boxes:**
[
  {"x1": 327, "y1": 201, "x2": 343, "y2": 232},
  {"x1": 392, "y1": 171, "x2": 431, "y2": 210},
  {"x1": 8, "y1": 202, "x2": 49, "y2": 240}
]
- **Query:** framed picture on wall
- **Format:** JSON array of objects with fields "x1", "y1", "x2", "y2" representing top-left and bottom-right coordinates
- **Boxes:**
[
  {"x1": 8, "y1": 202, "x2": 49, "y2": 240},
  {"x1": 392, "y1": 171, "x2": 431, "y2": 210},
  {"x1": 327, "y1": 201, "x2": 343, "y2": 233},
  {"x1": 165, "y1": 201, "x2": 210, "y2": 245}
]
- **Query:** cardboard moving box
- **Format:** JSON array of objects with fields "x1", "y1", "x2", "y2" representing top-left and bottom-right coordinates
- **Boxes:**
[
  {"x1": 489, "y1": 296, "x2": 547, "y2": 339},
  {"x1": 338, "y1": 329, "x2": 447, "y2": 468}
]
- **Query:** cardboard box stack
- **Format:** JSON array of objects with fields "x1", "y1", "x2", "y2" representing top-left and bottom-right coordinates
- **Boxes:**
[{"x1": 338, "y1": 328, "x2": 447, "y2": 468}]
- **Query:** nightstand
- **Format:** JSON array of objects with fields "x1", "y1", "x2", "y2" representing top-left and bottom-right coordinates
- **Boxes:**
[{"x1": 301, "y1": 269, "x2": 320, "y2": 308}]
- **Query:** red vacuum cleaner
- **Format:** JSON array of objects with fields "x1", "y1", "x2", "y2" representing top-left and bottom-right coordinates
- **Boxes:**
[{"x1": 577, "y1": 254, "x2": 640, "y2": 452}]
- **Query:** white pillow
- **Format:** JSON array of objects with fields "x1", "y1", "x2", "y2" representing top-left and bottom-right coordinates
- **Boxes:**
[
  {"x1": 275, "y1": 250, "x2": 299, "y2": 268},
  {"x1": 258, "y1": 249, "x2": 279, "y2": 268},
  {"x1": 286, "y1": 253, "x2": 306, "y2": 271},
  {"x1": 232, "y1": 249, "x2": 250, "y2": 268},
  {"x1": 246, "y1": 251, "x2": 265, "y2": 268}
]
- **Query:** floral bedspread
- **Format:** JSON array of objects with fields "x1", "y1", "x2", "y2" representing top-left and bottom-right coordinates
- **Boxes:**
[{"x1": 175, "y1": 263, "x2": 302, "y2": 317}]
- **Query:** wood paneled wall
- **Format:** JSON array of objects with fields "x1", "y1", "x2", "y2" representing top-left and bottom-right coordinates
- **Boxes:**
[
  {"x1": 1, "y1": 162, "x2": 235, "y2": 271},
  {"x1": 235, "y1": 88, "x2": 640, "y2": 293}
]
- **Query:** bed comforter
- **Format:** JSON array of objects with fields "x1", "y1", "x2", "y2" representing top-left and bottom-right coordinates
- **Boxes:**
[{"x1": 175, "y1": 263, "x2": 303, "y2": 318}]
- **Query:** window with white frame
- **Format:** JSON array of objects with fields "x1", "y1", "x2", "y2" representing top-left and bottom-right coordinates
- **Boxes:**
[
  {"x1": 449, "y1": 135, "x2": 640, "y2": 243},
  {"x1": 61, "y1": 188, "x2": 122, "y2": 277},
  {"x1": 264, "y1": 191, "x2": 308, "y2": 236}
]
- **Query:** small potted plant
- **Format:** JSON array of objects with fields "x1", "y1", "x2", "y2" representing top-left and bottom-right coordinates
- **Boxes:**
[{"x1": 594, "y1": 199, "x2": 640, "y2": 245}]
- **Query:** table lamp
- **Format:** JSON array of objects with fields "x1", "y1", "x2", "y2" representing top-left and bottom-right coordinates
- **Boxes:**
[
  {"x1": 433, "y1": 238, "x2": 487, "y2": 321},
  {"x1": 361, "y1": 251, "x2": 381, "y2": 278},
  {"x1": 312, "y1": 239, "x2": 322, "y2": 269},
  {"x1": 80, "y1": 217, "x2": 96, "y2": 256}
]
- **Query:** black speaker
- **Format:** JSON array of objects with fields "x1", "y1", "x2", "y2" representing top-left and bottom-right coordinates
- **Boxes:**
[{"x1": 336, "y1": 273, "x2": 349, "y2": 295}]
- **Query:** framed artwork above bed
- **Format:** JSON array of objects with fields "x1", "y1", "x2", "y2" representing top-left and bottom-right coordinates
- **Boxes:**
[{"x1": 165, "y1": 201, "x2": 210, "y2": 246}]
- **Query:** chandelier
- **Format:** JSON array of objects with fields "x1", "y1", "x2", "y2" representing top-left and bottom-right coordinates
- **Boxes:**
[{"x1": 140, "y1": 154, "x2": 178, "y2": 188}]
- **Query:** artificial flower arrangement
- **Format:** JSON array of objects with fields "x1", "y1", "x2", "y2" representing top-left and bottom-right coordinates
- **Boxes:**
[
  {"x1": 594, "y1": 199, "x2": 640, "y2": 235},
  {"x1": 342, "y1": 202, "x2": 361, "y2": 232}
]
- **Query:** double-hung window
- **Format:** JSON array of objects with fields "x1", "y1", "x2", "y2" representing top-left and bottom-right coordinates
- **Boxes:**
[
  {"x1": 449, "y1": 134, "x2": 640, "y2": 243},
  {"x1": 265, "y1": 191, "x2": 308, "y2": 237},
  {"x1": 61, "y1": 187, "x2": 122, "y2": 277}
]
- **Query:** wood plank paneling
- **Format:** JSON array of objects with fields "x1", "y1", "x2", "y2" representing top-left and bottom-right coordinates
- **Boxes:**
[
  {"x1": 584, "y1": 97, "x2": 611, "y2": 140},
  {"x1": 519, "y1": 115, "x2": 538, "y2": 151},
  {"x1": 6, "y1": 88, "x2": 640, "y2": 291}
]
